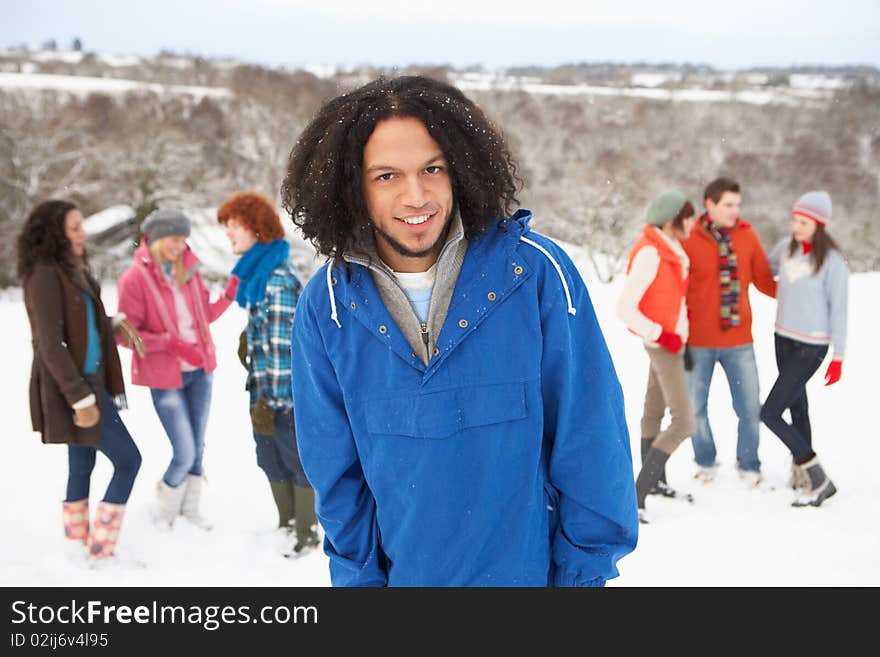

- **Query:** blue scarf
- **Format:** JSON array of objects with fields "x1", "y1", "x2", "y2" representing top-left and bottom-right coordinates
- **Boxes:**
[{"x1": 231, "y1": 239, "x2": 291, "y2": 308}]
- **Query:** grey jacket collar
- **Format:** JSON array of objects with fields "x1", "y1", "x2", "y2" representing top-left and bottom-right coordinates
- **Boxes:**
[{"x1": 342, "y1": 212, "x2": 468, "y2": 365}]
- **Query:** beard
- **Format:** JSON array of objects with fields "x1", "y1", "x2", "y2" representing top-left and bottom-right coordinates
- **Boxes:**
[{"x1": 372, "y1": 206, "x2": 454, "y2": 260}]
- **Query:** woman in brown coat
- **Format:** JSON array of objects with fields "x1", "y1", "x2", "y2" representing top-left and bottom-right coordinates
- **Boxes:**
[{"x1": 18, "y1": 200, "x2": 144, "y2": 561}]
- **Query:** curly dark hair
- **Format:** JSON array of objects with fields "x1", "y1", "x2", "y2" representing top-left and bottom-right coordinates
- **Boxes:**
[
  {"x1": 280, "y1": 75, "x2": 521, "y2": 259},
  {"x1": 16, "y1": 200, "x2": 84, "y2": 280},
  {"x1": 217, "y1": 191, "x2": 285, "y2": 244}
]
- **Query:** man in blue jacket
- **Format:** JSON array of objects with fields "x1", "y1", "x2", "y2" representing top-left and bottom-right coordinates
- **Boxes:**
[{"x1": 281, "y1": 75, "x2": 638, "y2": 586}]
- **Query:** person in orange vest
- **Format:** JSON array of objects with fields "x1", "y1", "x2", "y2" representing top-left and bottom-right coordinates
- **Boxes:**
[
  {"x1": 617, "y1": 190, "x2": 697, "y2": 523},
  {"x1": 681, "y1": 177, "x2": 776, "y2": 485}
]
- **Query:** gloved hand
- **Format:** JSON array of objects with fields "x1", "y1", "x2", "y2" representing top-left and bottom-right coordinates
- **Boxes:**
[
  {"x1": 251, "y1": 399, "x2": 275, "y2": 435},
  {"x1": 168, "y1": 334, "x2": 205, "y2": 368},
  {"x1": 115, "y1": 318, "x2": 146, "y2": 357},
  {"x1": 823, "y1": 359, "x2": 842, "y2": 386},
  {"x1": 73, "y1": 404, "x2": 100, "y2": 428},
  {"x1": 656, "y1": 329, "x2": 683, "y2": 354},
  {"x1": 683, "y1": 345, "x2": 694, "y2": 371},
  {"x1": 224, "y1": 275, "x2": 240, "y2": 301},
  {"x1": 237, "y1": 330, "x2": 249, "y2": 370}
]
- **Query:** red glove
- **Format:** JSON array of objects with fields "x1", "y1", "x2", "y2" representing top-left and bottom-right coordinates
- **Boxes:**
[
  {"x1": 224, "y1": 275, "x2": 240, "y2": 301},
  {"x1": 823, "y1": 359, "x2": 842, "y2": 386},
  {"x1": 168, "y1": 335, "x2": 205, "y2": 368},
  {"x1": 656, "y1": 329, "x2": 683, "y2": 354}
]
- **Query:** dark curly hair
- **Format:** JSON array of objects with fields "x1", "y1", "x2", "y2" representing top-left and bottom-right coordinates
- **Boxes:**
[
  {"x1": 280, "y1": 75, "x2": 521, "y2": 259},
  {"x1": 217, "y1": 191, "x2": 285, "y2": 244},
  {"x1": 16, "y1": 200, "x2": 85, "y2": 280}
]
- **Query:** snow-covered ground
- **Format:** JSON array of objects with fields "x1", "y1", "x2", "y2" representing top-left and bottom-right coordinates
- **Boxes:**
[{"x1": 1, "y1": 244, "x2": 876, "y2": 587}]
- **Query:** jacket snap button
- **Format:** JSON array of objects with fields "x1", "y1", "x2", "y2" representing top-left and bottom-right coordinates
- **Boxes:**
[
  {"x1": 513, "y1": 266, "x2": 523, "y2": 275},
  {"x1": 331, "y1": 277, "x2": 337, "y2": 285},
  {"x1": 350, "y1": 301, "x2": 356, "y2": 310},
  {"x1": 432, "y1": 347, "x2": 440, "y2": 356},
  {"x1": 487, "y1": 292, "x2": 496, "y2": 301},
  {"x1": 459, "y1": 319, "x2": 468, "y2": 328},
  {"x1": 378, "y1": 325, "x2": 387, "y2": 334}
]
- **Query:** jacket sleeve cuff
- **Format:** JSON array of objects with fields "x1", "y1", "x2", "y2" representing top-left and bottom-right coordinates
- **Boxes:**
[
  {"x1": 552, "y1": 568, "x2": 606, "y2": 587},
  {"x1": 71, "y1": 393, "x2": 96, "y2": 410}
]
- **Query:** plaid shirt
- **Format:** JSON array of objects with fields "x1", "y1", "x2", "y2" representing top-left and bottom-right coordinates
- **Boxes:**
[{"x1": 246, "y1": 262, "x2": 302, "y2": 410}]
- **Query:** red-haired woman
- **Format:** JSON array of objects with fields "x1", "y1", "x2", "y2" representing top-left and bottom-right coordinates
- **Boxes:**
[{"x1": 218, "y1": 191, "x2": 318, "y2": 556}]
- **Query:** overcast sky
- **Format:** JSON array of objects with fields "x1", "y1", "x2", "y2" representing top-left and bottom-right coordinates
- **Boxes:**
[{"x1": 3, "y1": 0, "x2": 879, "y2": 70}]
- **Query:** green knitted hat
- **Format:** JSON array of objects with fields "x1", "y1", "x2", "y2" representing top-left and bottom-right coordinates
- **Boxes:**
[{"x1": 644, "y1": 190, "x2": 688, "y2": 227}]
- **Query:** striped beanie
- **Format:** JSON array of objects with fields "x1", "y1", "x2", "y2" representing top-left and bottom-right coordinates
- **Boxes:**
[{"x1": 792, "y1": 191, "x2": 832, "y2": 227}]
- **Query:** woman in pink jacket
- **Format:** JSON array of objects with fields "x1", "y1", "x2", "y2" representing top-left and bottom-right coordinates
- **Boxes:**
[{"x1": 117, "y1": 208, "x2": 237, "y2": 531}]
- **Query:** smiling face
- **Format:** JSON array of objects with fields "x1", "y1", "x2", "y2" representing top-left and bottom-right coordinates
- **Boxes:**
[
  {"x1": 155, "y1": 235, "x2": 188, "y2": 262},
  {"x1": 706, "y1": 191, "x2": 741, "y2": 229},
  {"x1": 225, "y1": 217, "x2": 258, "y2": 255},
  {"x1": 64, "y1": 209, "x2": 87, "y2": 257},
  {"x1": 362, "y1": 116, "x2": 454, "y2": 273},
  {"x1": 791, "y1": 213, "x2": 818, "y2": 243}
]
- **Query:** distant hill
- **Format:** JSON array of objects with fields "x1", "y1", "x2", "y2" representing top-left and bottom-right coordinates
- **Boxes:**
[{"x1": 2, "y1": 46, "x2": 878, "y2": 286}]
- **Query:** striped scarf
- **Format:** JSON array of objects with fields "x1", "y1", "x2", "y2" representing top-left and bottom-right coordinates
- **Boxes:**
[{"x1": 701, "y1": 213, "x2": 740, "y2": 330}]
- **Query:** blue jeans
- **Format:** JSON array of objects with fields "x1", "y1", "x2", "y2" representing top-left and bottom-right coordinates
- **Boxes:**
[
  {"x1": 687, "y1": 344, "x2": 761, "y2": 472},
  {"x1": 67, "y1": 391, "x2": 142, "y2": 504},
  {"x1": 150, "y1": 369, "x2": 213, "y2": 487},
  {"x1": 253, "y1": 405, "x2": 309, "y2": 487},
  {"x1": 760, "y1": 334, "x2": 827, "y2": 463}
]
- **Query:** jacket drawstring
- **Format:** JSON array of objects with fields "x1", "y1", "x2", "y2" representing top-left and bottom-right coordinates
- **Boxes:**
[
  {"x1": 519, "y1": 236, "x2": 577, "y2": 316},
  {"x1": 327, "y1": 263, "x2": 342, "y2": 328}
]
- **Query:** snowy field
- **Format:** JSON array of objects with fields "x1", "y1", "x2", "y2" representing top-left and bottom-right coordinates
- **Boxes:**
[{"x1": 1, "y1": 251, "x2": 877, "y2": 587}]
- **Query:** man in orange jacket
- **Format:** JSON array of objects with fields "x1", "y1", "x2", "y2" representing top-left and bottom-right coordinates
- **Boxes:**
[{"x1": 682, "y1": 177, "x2": 776, "y2": 485}]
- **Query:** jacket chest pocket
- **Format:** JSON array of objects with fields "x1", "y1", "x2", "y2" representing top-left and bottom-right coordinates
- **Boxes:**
[{"x1": 364, "y1": 382, "x2": 527, "y2": 440}]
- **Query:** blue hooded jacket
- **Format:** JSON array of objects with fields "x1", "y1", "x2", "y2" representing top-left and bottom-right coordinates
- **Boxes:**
[{"x1": 291, "y1": 211, "x2": 638, "y2": 586}]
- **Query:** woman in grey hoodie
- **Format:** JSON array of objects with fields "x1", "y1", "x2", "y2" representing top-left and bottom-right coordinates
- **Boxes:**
[{"x1": 761, "y1": 190, "x2": 848, "y2": 508}]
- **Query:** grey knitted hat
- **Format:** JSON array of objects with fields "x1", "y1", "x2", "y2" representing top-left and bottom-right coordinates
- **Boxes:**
[
  {"x1": 792, "y1": 190, "x2": 832, "y2": 227},
  {"x1": 644, "y1": 190, "x2": 688, "y2": 227},
  {"x1": 142, "y1": 208, "x2": 191, "y2": 240}
]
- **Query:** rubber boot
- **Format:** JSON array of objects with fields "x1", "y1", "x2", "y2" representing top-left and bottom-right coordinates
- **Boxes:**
[
  {"x1": 180, "y1": 474, "x2": 213, "y2": 531},
  {"x1": 636, "y1": 447, "x2": 671, "y2": 510},
  {"x1": 62, "y1": 499, "x2": 89, "y2": 544},
  {"x1": 644, "y1": 435, "x2": 681, "y2": 496},
  {"x1": 287, "y1": 485, "x2": 319, "y2": 557},
  {"x1": 269, "y1": 478, "x2": 296, "y2": 533},
  {"x1": 88, "y1": 502, "x2": 125, "y2": 559}
]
